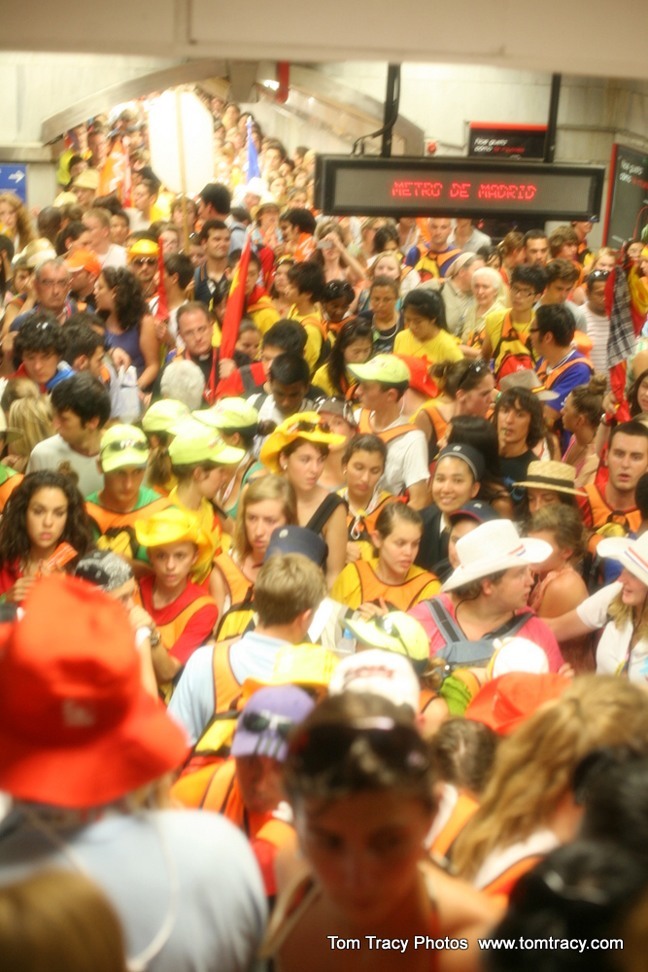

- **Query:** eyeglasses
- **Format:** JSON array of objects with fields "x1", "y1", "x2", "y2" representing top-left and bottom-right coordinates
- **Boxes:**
[
  {"x1": 132, "y1": 257, "x2": 157, "y2": 267},
  {"x1": 101, "y1": 439, "x2": 149, "y2": 456},
  {"x1": 457, "y1": 360, "x2": 490, "y2": 390},
  {"x1": 288, "y1": 717, "x2": 430, "y2": 780},
  {"x1": 240, "y1": 709, "x2": 295, "y2": 740}
]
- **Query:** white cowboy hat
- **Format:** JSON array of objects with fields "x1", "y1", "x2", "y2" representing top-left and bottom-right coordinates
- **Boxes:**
[
  {"x1": 442, "y1": 519, "x2": 552, "y2": 592},
  {"x1": 598, "y1": 532, "x2": 648, "y2": 588}
]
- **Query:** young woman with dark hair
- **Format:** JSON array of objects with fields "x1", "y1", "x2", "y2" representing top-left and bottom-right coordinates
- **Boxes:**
[
  {"x1": 0, "y1": 470, "x2": 93, "y2": 602},
  {"x1": 312, "y1": 317, "x2": 373, "y2": 398},
  {"x1": 94, "y1": 266, "x2": 160, "y2": 390}
]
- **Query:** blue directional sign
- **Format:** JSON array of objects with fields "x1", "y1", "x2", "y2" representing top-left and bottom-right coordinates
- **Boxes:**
[{"x1": 0, "y1": 164, "x2": 27, "y2": 202}]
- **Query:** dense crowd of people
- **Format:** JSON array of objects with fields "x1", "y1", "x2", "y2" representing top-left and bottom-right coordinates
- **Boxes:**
[{"x1": 0, "y1": 99, "x2": 648, "y2": 970}]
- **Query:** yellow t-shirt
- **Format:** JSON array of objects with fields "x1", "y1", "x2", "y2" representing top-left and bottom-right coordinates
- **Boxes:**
[
  {"x1": 312, "y1": 363, "x2": 339, "y2": 397},
  {"x1": 484, "y1": 308, "x2": 532, "y2": 354},
  {"x1": 288, "y1": 305, "x2": 325, "y2": 374},
  {"x1": 393, "y1": 327, "x2": 463, "y2": 363}
]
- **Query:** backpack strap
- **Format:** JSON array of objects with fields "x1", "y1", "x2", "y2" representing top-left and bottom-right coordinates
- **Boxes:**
[
  {"x1": 489, "y1": 610, "x2": 534, "y2": 641},
  {"x1": 425, "y1": 598, "x2": 466, "y2": 648},
  {"x1": 305, "y1": 493, "x2": 344, "y2": 536}
]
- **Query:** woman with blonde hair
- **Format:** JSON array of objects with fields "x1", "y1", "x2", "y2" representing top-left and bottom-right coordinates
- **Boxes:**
[
  {"x1": 211, "y1": 474, "x2": 297, "y2": 617},
  {"x1": 0, "y1": 191, "x2": 35, "y2": 251},
  {"x1": 452, "y1": 676, "x2": 648, "y2": 898},
  {"x1": 0, "y1": 870, "x2": 127, "y2": 972},
  {"x1": 5, "y1": 396, "x2": 54, "y2": 473}
]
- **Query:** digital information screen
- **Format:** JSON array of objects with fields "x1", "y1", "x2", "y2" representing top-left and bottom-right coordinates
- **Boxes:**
[{"x1": 315, "y1": 157, "x2": 605, "y2": 220}]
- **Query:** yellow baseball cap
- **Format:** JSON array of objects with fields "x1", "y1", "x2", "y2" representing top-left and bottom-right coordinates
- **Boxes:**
[
  {"x1": 99, "y1": 424, "x2": 150, "y2": 473},
  {"x1": 168, "y1": 418, "x2": 245, "y2": 466}
]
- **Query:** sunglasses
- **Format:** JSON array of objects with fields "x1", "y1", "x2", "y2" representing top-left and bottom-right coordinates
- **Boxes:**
[
  {"x1": 240, "y1": 709, "x2": 295, "y2": 739},
  {"x1": 132, "y1": 257, "x2": 157, "y2": 267},
  {"x1": 288, "y1": 717, "x2": 429, "y2": 779},
  {"x1": 314, "y1": 397, "x2": 356, "y2": 425},
  {"x1": 457, "y1": 360, "x2": 490, "y2": 389},
  {"x1": 373, "y1": 614, "x2": 410, "y2": 655},
  {"x1": 101, "y1": 439, "x2": 149, "y2": 456},
  {"x1": 588, "y1": 269, "x2": 610, "y2": 281},
  {"x1": 286, "y1": 418, "x2": 330, "y2": 434}
]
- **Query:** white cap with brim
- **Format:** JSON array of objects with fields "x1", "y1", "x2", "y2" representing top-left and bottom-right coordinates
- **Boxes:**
[
  {"x1": 598, "y1": 533, "x2": 648, "y2": 588},
  {"x1": 328, "y1": 649, "x2": 421, "y2": 713},
  {"x1": 442, "y1": 519, "x2": 552, "y2": 593}
]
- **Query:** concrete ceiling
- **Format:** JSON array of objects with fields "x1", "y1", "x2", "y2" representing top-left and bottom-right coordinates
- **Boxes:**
[{"x1": 6, "y1": 0, "x2": 648, "y2": 82}]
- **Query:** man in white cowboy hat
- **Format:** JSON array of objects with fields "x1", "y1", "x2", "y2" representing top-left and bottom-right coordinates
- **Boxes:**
[{"x1": 409, "y1": 519, "x2": 565, "y2": 672}]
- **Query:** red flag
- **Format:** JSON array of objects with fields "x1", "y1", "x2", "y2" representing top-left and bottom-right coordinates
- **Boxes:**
[{"x1": 220, "y1": 232, "x2": 251, "y2": 359}]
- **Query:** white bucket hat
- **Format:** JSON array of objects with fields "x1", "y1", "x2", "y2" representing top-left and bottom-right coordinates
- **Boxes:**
[
  {"x1": 598, "y1": 532, "x2": 648, "y2": 588},
  {"x1": 442, "y1": 519, "x2": 552, "y2": 592}
]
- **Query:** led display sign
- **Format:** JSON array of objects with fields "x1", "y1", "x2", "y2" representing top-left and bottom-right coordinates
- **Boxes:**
[{"x1": 315, "y1": 157, "x2": 604, "y2": 220}]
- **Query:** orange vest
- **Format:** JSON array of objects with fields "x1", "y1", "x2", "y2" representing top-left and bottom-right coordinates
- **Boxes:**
[
  {"x1": 579, "y1": 484, "x2": 642, "y2": 551},
  {"x1": 418, "y1": 402, "x2": 450, "y2": 445},
  {"x1": 481, "y1": 854, "x2": 544, "y2": 900},
  {"x1": 172, "y1": 638, "x2": 244, "y2": 806},
  {"x1": 86, "y1": 495, "x2": 172, "y2": 560},
  {"x1": 536, "y1": 354, "x2": 592, "y2": 389},
  {"x1": 0, "y1": 470, "x2": 23, "y2": 512},
  {"x1": 357, "y1": 408, "x2": 418, "y2": 446},
  {"x1": 213, "y1": 553, "x2": 254, "y2": 607},
  {"x1": 428, "y1": 791, "x2": 480, "y2": 860},
  {"x1": 354, "y1": 559, "x2": 437, "y2": 611}
]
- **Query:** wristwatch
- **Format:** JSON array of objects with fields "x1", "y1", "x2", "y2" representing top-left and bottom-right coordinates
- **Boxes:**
[{"x1": 148, "y1": 628, "x2": 162, "y2": 648}]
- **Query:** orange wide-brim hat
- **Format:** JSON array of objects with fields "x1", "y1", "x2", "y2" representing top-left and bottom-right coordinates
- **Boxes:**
[{"x1": 0, "y1": 574, "x2": 189, "y2": 808}]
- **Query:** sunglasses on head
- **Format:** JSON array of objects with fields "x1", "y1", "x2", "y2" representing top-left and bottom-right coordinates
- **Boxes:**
[
  {"x1": 240, "y1": 709, "x2": 295, "y2": 739},
  {"x1": 286, "y1": 418, "x2": 330, "y2": 434},
  {"x1": 373, "y1": 614, "x2": 409, "y2": 655},
  {"x1": 102, "y1": 439, "x2": 148, "y2": 456},
  {"x1": 133, "y1": 257, "x2": 157, "y2": 267},
  {"x1": 288, "y1": 717, "x2": 429, "y2": 779},
  {"x1": 457, "y1": 360, "x2": 490, "y2": 390},
  {"x1": 314, "y1": 397, "x2": 356, "y2": 425}
]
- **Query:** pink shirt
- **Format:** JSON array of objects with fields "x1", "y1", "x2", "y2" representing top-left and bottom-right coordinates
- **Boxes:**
[{"x1": 409, "y1": 593, "x2": 564, "y2": 673}]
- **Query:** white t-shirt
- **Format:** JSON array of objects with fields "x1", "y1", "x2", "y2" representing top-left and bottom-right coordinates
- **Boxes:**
[
  {"x1": 583, "y1": 304, "x2": 611, "y2": 374},
  {"x1": 577, "y1": 581, "x2": 648, "y2": 682},
  {"x1": 27, "y1": 434, "x2": 103, "y2": 498},
  {"x1": 100, "y1": 243, "x2": 127, "y2": 269},
  {"x1": 0, "y1": 808, "x2": 267, "y2": 972},
  {"x1": 379, "y1": 418, "x2": 429, "y2": 495},
  {"x1": 576, "y1": 582, "x2": 620, "y2": 628}
]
